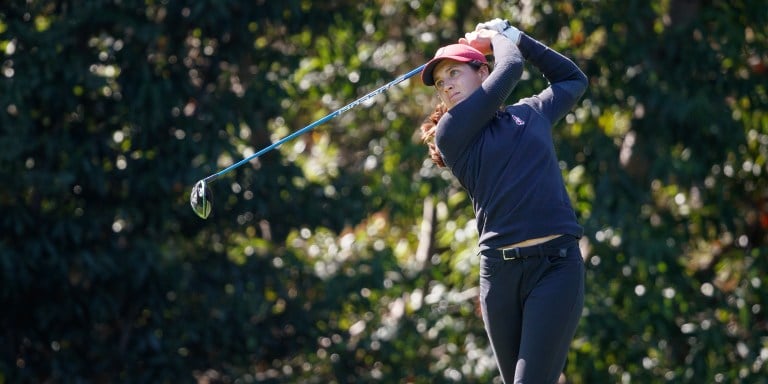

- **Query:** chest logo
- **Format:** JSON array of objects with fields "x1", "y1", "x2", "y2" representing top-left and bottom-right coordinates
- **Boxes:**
[{"x1": 511, "y1": 114, "x2": 525, "y2": 126}]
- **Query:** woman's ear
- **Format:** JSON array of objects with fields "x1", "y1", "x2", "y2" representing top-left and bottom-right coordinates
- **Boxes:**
[{"x1": 478, "y1": 65, "x2": 490, "y2": 81}]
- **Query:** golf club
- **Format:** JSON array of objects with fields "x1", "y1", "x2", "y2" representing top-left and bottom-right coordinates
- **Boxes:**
[{"x1": 190, "y1": 63, "x2": 426, "y2": 219}]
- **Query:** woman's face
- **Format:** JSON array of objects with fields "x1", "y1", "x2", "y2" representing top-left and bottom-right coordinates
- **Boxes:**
[{"x1": 432, "y1": 60, "x2": 488, "y2": 109}]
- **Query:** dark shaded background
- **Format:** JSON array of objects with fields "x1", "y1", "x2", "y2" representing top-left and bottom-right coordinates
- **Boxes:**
[{"x1": 1, "y1": 0, "x2": 766, "y2": 382}]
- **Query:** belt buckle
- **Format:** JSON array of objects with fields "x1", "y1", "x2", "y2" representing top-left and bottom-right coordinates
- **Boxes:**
[{"x1": 502, "y1": 247, "x2": 520, "y2": 260}]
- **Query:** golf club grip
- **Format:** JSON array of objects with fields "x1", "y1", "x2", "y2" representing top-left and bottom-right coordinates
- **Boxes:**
[{"x1": 203, "y1": 63, "x2": 427, "y2": 183}]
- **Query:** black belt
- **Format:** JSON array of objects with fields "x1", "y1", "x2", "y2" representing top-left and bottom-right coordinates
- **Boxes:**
[{"x1": 482, "y1": 235, "x2": 578, "y2": 261}]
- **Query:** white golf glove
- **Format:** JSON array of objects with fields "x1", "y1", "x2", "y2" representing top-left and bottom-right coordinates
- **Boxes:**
[{"x1": 475, "y1": 18, "x2": 522, "y2": 45}]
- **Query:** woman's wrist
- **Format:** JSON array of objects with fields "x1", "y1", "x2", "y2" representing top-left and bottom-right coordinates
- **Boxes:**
[{"x1": 500, "y1": 24, "x2": 522, "y2": 45}]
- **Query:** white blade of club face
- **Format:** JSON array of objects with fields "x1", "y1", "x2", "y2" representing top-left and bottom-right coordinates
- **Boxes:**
[{"x1": 190, "y1": 180, "x2": 212, "y2": 219}]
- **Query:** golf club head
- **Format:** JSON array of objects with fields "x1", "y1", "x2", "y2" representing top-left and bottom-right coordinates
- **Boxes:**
[{"x1": 190, "y1": 180, "x2": 212, "y2": 219}]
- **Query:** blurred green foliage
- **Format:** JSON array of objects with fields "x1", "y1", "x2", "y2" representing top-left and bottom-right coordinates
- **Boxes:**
[{"x1": 1, "y1": 0, "x2": 767, "y2": 383}]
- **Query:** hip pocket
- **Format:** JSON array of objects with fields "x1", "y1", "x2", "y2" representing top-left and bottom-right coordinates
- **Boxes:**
[{"x1": 479, "y1": 254, "x2": 503, "y2": 279}]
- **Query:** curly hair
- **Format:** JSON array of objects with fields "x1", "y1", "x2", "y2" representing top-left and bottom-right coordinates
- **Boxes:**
[{"x1": 419, "y1": 102, "x2": 448, "y2": 168}]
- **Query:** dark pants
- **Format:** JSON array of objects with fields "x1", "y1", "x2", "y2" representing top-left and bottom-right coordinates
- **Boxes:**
[{"x1": 479, "y1": 235, "x2": 585, "y2": 384}]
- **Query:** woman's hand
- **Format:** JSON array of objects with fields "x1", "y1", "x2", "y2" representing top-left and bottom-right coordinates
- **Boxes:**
[
  {"x1": 459, "y1": 29, "x2": 497, "y2": 55},
  {"x1": 475, "y1": 18, "x2": 522, "y2": 45}
]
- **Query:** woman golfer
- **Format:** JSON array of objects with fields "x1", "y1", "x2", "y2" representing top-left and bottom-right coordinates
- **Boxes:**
[{"x1": 419, "y1": 19, "x2": 587, "y2": 383}]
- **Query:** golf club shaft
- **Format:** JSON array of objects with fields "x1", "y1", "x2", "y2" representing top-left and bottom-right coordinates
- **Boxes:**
[{"x1": 202, "y1": 63, "x2": 426, "y2": 184}]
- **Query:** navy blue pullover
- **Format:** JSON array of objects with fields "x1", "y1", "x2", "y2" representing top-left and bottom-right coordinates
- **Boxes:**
[{"x1": 434, "y1": 33, "x2": 588, "y2": 251}]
